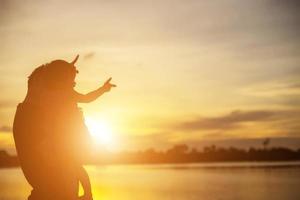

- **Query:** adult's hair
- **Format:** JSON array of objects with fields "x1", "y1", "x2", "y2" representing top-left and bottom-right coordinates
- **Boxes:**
[{"x1": 25, "y1": 59, "x2": 77, "y2": 103}]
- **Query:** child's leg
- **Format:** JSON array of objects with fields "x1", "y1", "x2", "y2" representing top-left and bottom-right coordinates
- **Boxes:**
[{"x1": 78, "y1": 165, "x2": 93, "y2": 199}]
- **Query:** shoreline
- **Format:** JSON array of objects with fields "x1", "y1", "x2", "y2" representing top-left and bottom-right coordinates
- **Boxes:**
[{"x1": 2, "y1": 160, "x2": 300, "y2": 169}]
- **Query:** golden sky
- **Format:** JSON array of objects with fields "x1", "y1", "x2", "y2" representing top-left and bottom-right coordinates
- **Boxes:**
[{"x1": 1, "y1": 0, "x2": 300, "y2": 152}]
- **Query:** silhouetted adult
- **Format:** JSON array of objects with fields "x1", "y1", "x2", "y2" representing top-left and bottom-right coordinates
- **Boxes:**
[{"x1": 13, "y1": 56, "x2": 116, "y2": 200}]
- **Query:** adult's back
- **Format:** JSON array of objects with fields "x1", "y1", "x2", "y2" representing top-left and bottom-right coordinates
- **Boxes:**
[
  {"x1": 13, "y1": 101, "x2": 79, "y2": 200},
  {"x1": 13, "y1": 60, "x2": 80, "y2": 200}
]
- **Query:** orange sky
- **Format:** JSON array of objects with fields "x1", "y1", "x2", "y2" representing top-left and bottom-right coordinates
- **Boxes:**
[{"x1": 1, "y1": 0, "x2": 300, "y2": 152}]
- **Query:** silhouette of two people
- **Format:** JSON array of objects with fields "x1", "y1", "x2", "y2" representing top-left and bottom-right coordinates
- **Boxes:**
[{"x1": 13, "y1": 55, "x2": 116, "y2": 200}]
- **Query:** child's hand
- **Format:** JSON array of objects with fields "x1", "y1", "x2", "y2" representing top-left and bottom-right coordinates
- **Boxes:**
[{"x1": 102, "y1": 77, "x2": 116, "y2": 92}]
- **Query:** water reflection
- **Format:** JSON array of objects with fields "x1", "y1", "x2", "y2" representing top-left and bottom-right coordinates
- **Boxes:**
[{"x1": 1, "y1": 162, "x2": 300, "y2": 200}]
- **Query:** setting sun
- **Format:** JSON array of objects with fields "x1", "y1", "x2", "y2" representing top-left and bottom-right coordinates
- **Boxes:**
[{"x1": 85, "y1": 117, "x2": 115, "y2": 149}]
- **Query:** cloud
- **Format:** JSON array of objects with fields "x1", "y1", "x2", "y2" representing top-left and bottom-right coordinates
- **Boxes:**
[
  {"x1": 242, "y1": 80, "x2": 300, "y2": 97},
  {"x1": 239, "y1": 78, "x2": 300, "y2": 109},
  {"x1": 176, "y1": 109, "x2": 300, "y2": 131},
  {"x1": 0, "y1": 125, "x2": 12, "y2": 132},
  {"x1": 83, "y1": 52, "x2": 95, "y2": 60}
]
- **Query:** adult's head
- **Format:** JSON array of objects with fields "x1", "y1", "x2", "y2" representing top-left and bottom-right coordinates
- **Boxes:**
[{"x1": 25, "y1": 56, "x2": 79, "y2": 103}]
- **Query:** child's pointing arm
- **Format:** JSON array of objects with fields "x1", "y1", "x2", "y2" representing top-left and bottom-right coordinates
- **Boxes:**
[{"x1": 75, "y1": 78, "x2": 116, "y2": 103}]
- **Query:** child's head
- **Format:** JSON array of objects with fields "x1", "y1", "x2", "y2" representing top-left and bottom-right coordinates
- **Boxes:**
[{"x1": 43, "y1": 56, "x2": 79, "y2": 90}]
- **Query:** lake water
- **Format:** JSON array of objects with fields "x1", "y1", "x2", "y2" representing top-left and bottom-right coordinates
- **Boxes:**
[{"x1": 1, "y1": 162, "x2": 300, "y2": 200}]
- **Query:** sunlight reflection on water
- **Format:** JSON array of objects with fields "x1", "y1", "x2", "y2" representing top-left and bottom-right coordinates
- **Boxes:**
[{"x1": 1, "y1": 162, "x2": 300, "y2": 200}]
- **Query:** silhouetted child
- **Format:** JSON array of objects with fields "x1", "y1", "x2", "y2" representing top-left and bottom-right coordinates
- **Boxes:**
[
  {"x1": 68, "y1": 73, "x2": 115, "y2": 200},
  {"x1": 43, "y1": 56, "x2": 116, "y2": 200}
]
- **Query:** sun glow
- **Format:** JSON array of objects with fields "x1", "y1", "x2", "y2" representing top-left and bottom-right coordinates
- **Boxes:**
[{"x1": 85, "y1": 117, "x2": 115, "y2": 149}]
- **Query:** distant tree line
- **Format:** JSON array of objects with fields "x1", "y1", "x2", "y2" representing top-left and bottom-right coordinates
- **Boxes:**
[
  {"x1": 1, "y1": 143, "x2": 300, "y2": 167},
  {"x1": 0, "y1": 150, "x2": 19, "y2": 167},
  {"x1": 103, "y1": 144, "x2": 300, "y2": 164}
]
